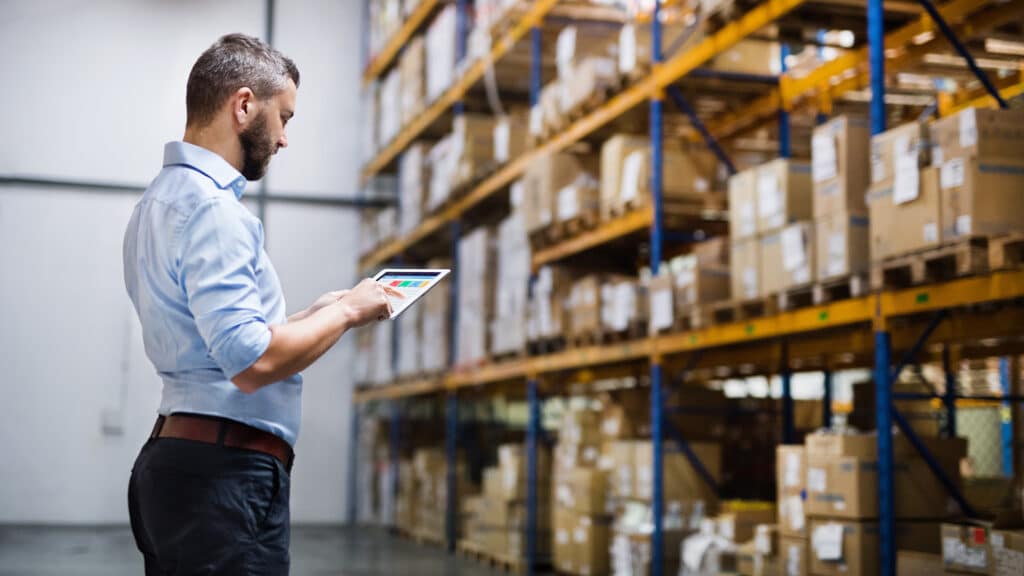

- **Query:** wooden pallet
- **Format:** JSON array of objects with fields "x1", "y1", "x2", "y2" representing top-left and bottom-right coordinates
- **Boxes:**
[
  {"x1": 527, "y1": 336, "x2": 566, "y2": 355},
  {"x1": 490, "y1": 347, "x2": 528, "y2": 363},
  {"x1": 567, "y1": 321, "x2": 646, "y2": 348},
  {"x1": 671, "y1": 303, "x2": 716, "y2": 332},
  {"x1": 546, "y1": 210, "x2": 600, "y2": 243},
  {"x1": 777, "y1": 284, "x2": 815, "y2": 312},
  {"x1": 410, "y1": 529, "x2": 445, "y2": 548},
  {"x1": 988, "y1": 232, "x2": 1024, "y2": 271},
  {"x1": 870, "y1": 237, "x2": 989, "y2": 290},
  {"x1": 563, "y1": 82, "x2": 620, "y2": 124},
  {"x1": 708, "y1": 295, "x2": 778, "y2": 325},
  {"x1": 607, "y1": 191, "x2": 727, "y2": 221},
  {"x1": 813, "y1": 274, "x2": 868, "y2": 306},
  {"x1": 456, "y1": 540, "x2": 528, "y2": 574}
]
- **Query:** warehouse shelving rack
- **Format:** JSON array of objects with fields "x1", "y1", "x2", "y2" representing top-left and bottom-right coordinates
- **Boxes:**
[{"x1": 354, "y1": 1, "x2": 1024, "y2": 574}]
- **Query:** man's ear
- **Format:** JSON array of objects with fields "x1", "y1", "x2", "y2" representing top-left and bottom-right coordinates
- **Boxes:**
[{"x1": 234, "y1": 87, "x2": 256, "y2": 126}]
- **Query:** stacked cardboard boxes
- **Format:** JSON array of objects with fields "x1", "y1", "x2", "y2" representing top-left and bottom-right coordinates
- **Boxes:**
[
  {"x1": 647, "y1": 238, "x2": 730, "y2": 334},
  {"x1": 811, "y1": 116, "x2": 871, "y2": 283},
  {"x1": 728, "y1": 159, "x2": 813, "y2": 299},
  {"x1": 399, "y1": 35, "x2": 425, "y2": 127},
  {"x1": 527, "y1": 265, "x2": 571, "y2": 345},
  {"x1": 456, "y1": 227, "x2": 493, "y2": 366},
  {"x1": 802, "y1": 431, "x2": 965, "y2": 575},
  {"x1": 565, "y1": 274, "x2": 645, "y2": 340},
  {"x1": 554, "y1": 26, "x2": 617, "y2": 114},
  {"x1": 554, "y1": 408, "x2": 613, "y2": 575},
  {"x1": 941, "y1": 521, "x2": 1024, "y2": 574},
  {"x1": 600, "y1": 135, "x2": 717, "y2": 220},
  {"x1": 419, "y1": 258, "x2": 450, "y2": 372},
  {"x1": 395, "y1": 301, "x2": 421, "y2": 377},
  {"x1": 522, "y1": 151, "x2": 599, "y2": 238},
  {"x1": 471, "y1": 444, "x2": 552, "y2": 563},
  {"x1": 411, "y1": 449, "x2": 448, "y2": 541},
  {"x1": 491, "y1": 193, "x2": 530, "y2": 356},
  {"x1": 493, "y1": 109, "x2": 530, "y2": 165},
  {"x1": 680, "y1": 502, "x2": 775, "y2": 575},
  {"x1": 425, "y1": 4, "x2": 457, "y2": 103},
  {"x1": 378, "y1": 67, "x2": 401, "y2": 146},
  {"x1": 398, "y1": 144, "x2": 426, "y2": 236}
]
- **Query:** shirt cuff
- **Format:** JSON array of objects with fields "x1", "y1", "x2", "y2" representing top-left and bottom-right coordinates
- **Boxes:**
[{"x1": 211, "y1": 319, "x2": 273, "y2": 380}]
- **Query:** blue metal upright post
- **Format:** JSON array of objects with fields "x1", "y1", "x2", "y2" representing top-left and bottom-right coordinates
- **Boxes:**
[
  {"x1": 781, "y1": 341, "x2": 794, "y2": 444},
  {"x1": 943, "y1": 346, "x2": 957, "y2": 437},
  {"x1": 778, "y1": 43, "x2": 791, "y2": 159},
  {"x1": 531, "y1": 27, "x2": 542, "y2": 107},
  {"x1": 448, "y1": 221, "x2": 461, "y2": 368},
  {"x1": 650, "y1": 3, "x2": 665, "y2": 574},
  {"x1": 348, "y1": 403, "x2": 360, "y2": 524},
  {"x1": 454, "y1": 0, "x2": 468, "y2": 116},
  {"x1": 868, "y1": 0, "x2": 887, "y2": 135},
  {"x1": 822, "y1": 370, "x2": 833, "y2": 429},
  {"x1": 651, "y1": 362, "x2": 665, "y2": 576},
  {"x1": 1000, "y1": 358, "x2": 1014, "y2": 476},
  {"x1": 445, "y1": 392, "x2": 458, "y2": 552},
  {"x1": 389, "y1": 401, "x2": 401, "y2": 526},
  {"x1": 526, "y1": 379, "x2": 540, "y2": 576},
  {"x1": 875, "y1": 331, "x2": 896, "y2": 576}
]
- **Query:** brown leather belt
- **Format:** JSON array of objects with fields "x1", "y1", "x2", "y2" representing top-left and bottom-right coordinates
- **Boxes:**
[{"x1": 151, "y1": 413, "x2": 293, "y2": 472}]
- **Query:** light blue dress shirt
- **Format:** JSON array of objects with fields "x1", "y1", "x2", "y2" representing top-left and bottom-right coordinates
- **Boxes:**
[{"x1": 123, "y1": 141, "x2": 301, "y2": 446}]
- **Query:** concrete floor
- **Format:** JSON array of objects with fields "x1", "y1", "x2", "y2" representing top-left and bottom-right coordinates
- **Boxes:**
[{"x1": 0, "y1": 525, "x2": 504, "y2": 576}]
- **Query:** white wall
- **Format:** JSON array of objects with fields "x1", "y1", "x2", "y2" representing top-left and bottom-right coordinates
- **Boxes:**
[{"x1": 0, "y1": 0, "x2": 363, "y2": 524}]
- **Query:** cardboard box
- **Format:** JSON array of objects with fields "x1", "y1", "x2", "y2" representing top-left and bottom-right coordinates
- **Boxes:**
[
  {"x1": 816, "y1": 211, "x2": 870, "y2": 282},
  {"x1": 634, "y1": 441, "x2": 722, "y2": 504},
  {"x1": 493, "y1": 110, "x2": 529, "y2": 165},
  {"x1": 528, "y1": 265, "x2": 570, "y2": 342},
  {"x1": 777, "y1": 446, "x2": 808, "y2": 538},
  {"x1": 761, "y1": 221, "x2": 814, "y2": 293},
  {"x1": 930, "y1": 107, "x2": 1024, "y2": 166},
  {"x1": 425, "y1": 4, "x2": 456, "y2": 102},
  {"x1": 756, "y1": 159, "x2": 813, "y2": 233},
  {"x1": 567, "y1": 275, "x2": 604, "y2": 336},
  {"x1": 451, "y1": 114, "x2": 496, "y2": 188},
  {"x1": 898, "y1": 550, "x2": 943, "y2": 575},
  {"x1": 939, "y1": 156, "x2": 1024, "y2": 240},
  {"x1": 618, "y1": 22, "x2": 697, "y2": 76},
  {"x1": 555, "y1": 441, "x2": 602, "y2": 475},
  {"x1": 728, "y1": 168, "x2": 758, "y2": 240},
  {"x1": 672, "y1": 253, "x2": 731, "y2": 308},
  {"x1": 804, "y1": 432, "x2": 966, "y2": 519},
  {"x1": 522, "y1": 152, "x2": 598, "y2": 234},
  {"x1": 554, "y1": 468, "x2": 607, "y2": 516},
  {"x1": 563, "y1": 56, "x2": 618, "y2": 114},
  {"x1": 399, "y1": 35, "x2": 426, "y2": 127},
  {"x1": 600, "y1": 134, "x2": 649, "y2": 219},
  {"x1": 870, "y1": 120, "x2": 930, "y2": 189},
  {"x1": 991, "y1": 529, "x2": 1024, "y2": 576},
  {"x1": 941, "y1": 522, "x2": 992, "y2": 574},
  {"x1": 600, "y1": 441, "x2": 636, "y2": 499},
  {"x1": 812, "y1": 116, "x2": 871, "y2": 219},
  {"x1": 718, "y1": 506, "x2": 776, "y2": 544},
  {"x1": 731, "y1": 238, "x2": 760, "y2": 300},
  {"x1": 553, "y1": 508, "x2": 612, "y2": 575},
  {"x1": 710, "y1": 39, "x2": 782, "y2": 76},
  {"x1": 555, "y1": 24, "x2": 616, "y2": 82},
  {"x1": 780, "y1": 536, "x2": 810, "y2": 576},
  {"x1": 867, "y1": 166, "x2": 942, "y2": 261},
  {"x1": 497, "y1": 444, "x2": 552, "y2": 501},
  {"x1": 809, "y1": 519, "x2": 879, "y2": 576}
]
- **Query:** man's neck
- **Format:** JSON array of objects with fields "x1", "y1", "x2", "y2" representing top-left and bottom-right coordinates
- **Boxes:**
[{"x1": 183, "y1": 124, "x2": 243, "y2": 173}]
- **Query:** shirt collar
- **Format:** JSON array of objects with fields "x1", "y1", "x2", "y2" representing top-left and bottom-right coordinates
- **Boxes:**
[{"x1": 163, "y1": 141, "x2": 247, "y2": 199}]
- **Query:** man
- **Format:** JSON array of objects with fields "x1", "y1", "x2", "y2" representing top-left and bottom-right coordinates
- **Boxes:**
[{"x1": 123, "y1": 34, "x2": 397, "y2": 574}]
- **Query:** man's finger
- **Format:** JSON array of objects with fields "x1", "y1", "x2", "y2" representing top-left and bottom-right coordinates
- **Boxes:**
[{"x1": 382, "y1": 285, "x2": 405, "y2": 298}]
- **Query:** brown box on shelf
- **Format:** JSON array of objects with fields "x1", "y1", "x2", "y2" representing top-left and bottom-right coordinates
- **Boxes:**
[
  {"x1": 554, "y1": 467, "x2": 606, "y2": 516},
  {"x1": 867, "y1": 166, "x2": 942, "y2": 261},
  {"x1": 780, "y1": 536, "x2": 810, "y2": 576},
  {"x1": 567, "y1": 275, "x2": 603, "y2": 337},
  {"x1": 560, "y1": 408, "x2": 602, "y2": 446},
  {"x1": 600, "y1": 441, "x2": 636, "y2": 499},
  {"x1": 898, "y1": 550, "x2": 943, "y2": 574},
  {"x1": 929, "y1": 107, "x2": 1024, "y2": 165},
  {"x1": 563, "y1": 56, "x2": 618, "y2": 114},
  {"x1": 755, "y1": 159, "x2": 813, "y2": 233},
  {"x1": 808, "y1": 519, "x2": 879, "y2": 576},
  {"x1": 493, "y1": 109, "x2": 530, "y2": 165},
  {"x1": 710, "y1": 39, "x2": 781, "y2": 76},
  {"x1": 399, "y1": 35, "x2": 426, "y2": 126},
  {"x1": 804, "y1": 432, "x2": 966, "y2": 519},
  {"x1": 450, "y1": 114, "x2": 497, "y2": 189},
  {"x1": 634, "y1": 440, "x2": 721, "y2": 504},
  {"x1": 555, "y1": 441, "x2": 602, "y2": 475},
  {"x1": 600, "y1": 134, "x2": 649, "y2": 220},
  {"x1": 497, "y1": 444, "x2": 552, "y2": 501},
  {"x1": 552, "y1": 508, "x2": 612, "y2": 575},
  {"x1": 777, "y1": 445, "x2": 808, "y2": 538},
  {"x1": 717, "y1": 506, "x2": 776, "y2": 544},
  {"x1": 812, "y1": 115, "x2": 871, "y2": 219},
  {"x1": 941, "y1": 522, "x2": 993, "y2": 574},
  {"x1": 870, "y1": 120, "x2": 930, "y2": 189},
  {"x1": 618, "y1": 22, "x2": 696, "y2": 77},
  {"x1": 522, "y1": 152, "x2": 597, "y2": 234},
  {"x1": 728, "y1": 167, "x2": 758, "y2": 240},
  {"x1": 760, "y1": 221, "x2": 815, "y2": 294},
  {"x1": 816, "y1": 211, "x2": 870, "y2": 282},
  {"x1": 848, "y1": 380, "x2": 940, "y2": 437},
  {"x1": 991, "y1": 529, "x2": 1024, "y2": 575},
  {"x1": 730, "y1": 238, "x2": 761, "y2": 300},
  {"x1": 939, "y1": 156, "x2": 1024, "y2": 240},
  {"x1": 672, "y1": 253, "x2": 731, "y2": 308}
]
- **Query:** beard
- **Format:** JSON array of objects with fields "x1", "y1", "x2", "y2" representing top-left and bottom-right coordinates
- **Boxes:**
[{"x1": 238, "y1": 111, "x2": 276, "y2": 181}]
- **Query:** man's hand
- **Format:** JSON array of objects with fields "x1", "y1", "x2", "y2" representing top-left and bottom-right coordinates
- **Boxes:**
[
  {"x1": 338, "y1": 278, "x2": 404, "y2": 326},
  {"x1": 288, "y1": 290, "x2": 349, "y2": 322}
]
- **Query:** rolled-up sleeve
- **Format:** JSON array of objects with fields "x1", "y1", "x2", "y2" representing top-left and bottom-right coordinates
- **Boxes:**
[{"x1": 178, "y1": 198, "x2": 272, "y2": 379}]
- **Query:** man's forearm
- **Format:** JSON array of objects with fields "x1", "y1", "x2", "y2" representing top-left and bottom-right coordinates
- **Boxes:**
[{"x1": 232, "y1": 302, "x2": 354, "y2": 392}]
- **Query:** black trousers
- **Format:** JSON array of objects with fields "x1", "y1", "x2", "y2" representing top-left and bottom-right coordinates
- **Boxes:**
[{"x1": 128, "y1": 437, "x2": 291, "y2": 575}]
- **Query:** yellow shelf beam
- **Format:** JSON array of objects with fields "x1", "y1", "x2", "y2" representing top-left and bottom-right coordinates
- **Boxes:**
[
  {"x1": 353, "y1": 271, "x2": 1024, "y2": 403},
  {"x1": 362, "y1": 0, "x2": 442, "y2": 87},
  {"x1": 531, "y1": 209, "x2": 651, "y2": 270},
  {"x1": 360, "y1": 0, "x2": 559, "y2": 185},
  {"x1": 360, "y1": 0, "x2": 809, "y2": 270}
]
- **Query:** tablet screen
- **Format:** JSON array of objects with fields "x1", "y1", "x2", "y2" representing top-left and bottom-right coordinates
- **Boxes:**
[{"x1": 374, "y1": 269, "x2": 449, "y2": 318}]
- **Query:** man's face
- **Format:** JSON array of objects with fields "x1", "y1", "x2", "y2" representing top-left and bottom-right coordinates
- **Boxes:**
[{"x1": 239, "y1": 79, "x2": 296, "y2": 181}]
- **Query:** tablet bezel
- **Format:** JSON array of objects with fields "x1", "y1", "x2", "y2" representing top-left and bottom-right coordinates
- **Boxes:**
[{"x1": 372, "y1": 268, "x2": 451, "y2": 319}]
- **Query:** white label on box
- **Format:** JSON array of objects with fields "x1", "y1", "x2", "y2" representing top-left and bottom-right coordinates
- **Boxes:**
[
  {"x1": 793, "y1": 265, "x2": 810, "y2": 285},
  {"x1": 573, "y1": 526, "x2": 587, "y2": 544},
  {"x1": 755, "y1": 527, "x2": 772, "y2": 555},
  {"x1": 956, "y1": 214, "x2": 972, "y2": 236},
  {"x1": 784, "y1": 453, "x2": 802, "y2": 487},
  {"x1": 694, "y1": 177, "x2": 709, "y2": 193},
  {"x1": 757, "y1": 172, "x2": 781, "y2": 218},
  {"x1": 813, "y1": 523, "x2": 844, "y2": 561},
  {"x1": 940, "y1": 157, "x2": 965, "y2": 190},
  {"x1": 893, "y1": 153, "x2": 920, "y2": 204},
  {"x1": 828, "y1": 231, "x2": 847, "y2": 277},
  {"x1": 808, "y1": 467, "x2": 826, "y2": 493},
  {"x1": 960, "y1": 108, "x2": 977, "y2": 149},
  {"x1": 996, "y1": 549, "x2": 1024, "y2": 576},
  {"x1": 785, "y1": 495, "x2": 805, "y2": 532},
  {"x1": 620, "y1": 150, "x2": 644, "y2": 203},
  {"x1": 812, "y1": 132, "x2": 838, "y2": 183},
  {"x1": 992, "y1": 533, "x2": 1005, "y2": 549},
  {"x1": 557, "y1": 529, "x2": 569, "y2": 545},
  {"x1": 719, "y1": 518, "x2": 735, "y2": 541},
  {"x1": 739, "y1": 202, "x2": 755, "y2": 237},
  {"x1": 781, "y1": 226, "x2": 806, "y2": 271},
  {"x1": 944, "y1": 536, "x2": 988, "y2": 568},
  {"x1": 743, "y1": 267, "x2": 758, "y2": 299},
  {"x1": 494, "y1": 117, "x2": 510, "y2": 164},
  {"x1": 529, "y1": 105, "x2": 542, "y2": 136},
  {"x1": 557, "y1": 484, "x2": 573, "y2": 507},
  {"x1": 871, "y1": 145, "x2": 885, "y2": 184},
  {"x1": 924, "y1": 222, "x2": 938, "y2": 243},
  {"x1": 557, "y1": 26, "x2": 576, "y2": 80},
  {"x1": 651, "y1": 287, "x2": 673, "y2": 331},
  {"x1": 557, "y1": 184, "x2": 579, "y2": 221},
  {"x1": 619, "y1": 24, "x2": 637, "y2": 73},
  {"x1": 786, "y1": 543, "x2": 802, "y2": 576}
]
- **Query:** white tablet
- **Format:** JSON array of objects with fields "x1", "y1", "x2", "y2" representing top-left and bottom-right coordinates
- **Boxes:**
[{"x1": 373, "y1": 268, "x2": 451, "y2": 319}]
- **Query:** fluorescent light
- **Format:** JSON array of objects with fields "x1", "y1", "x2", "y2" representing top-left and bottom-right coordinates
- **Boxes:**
[
  {"x1": 985, "y1": 38, "x2": 1024, "y2": 56},
  {"x1": 923, "y1": 52, "x2": 1022, "y2": 71},
  {"x1": 912, "y1": 31, "x2": 935, "y2": 45}
]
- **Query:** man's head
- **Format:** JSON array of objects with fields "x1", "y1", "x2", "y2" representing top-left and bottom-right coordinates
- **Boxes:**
[{"x1": 186, "y1": 34, "x2": 298, "y2": 180}]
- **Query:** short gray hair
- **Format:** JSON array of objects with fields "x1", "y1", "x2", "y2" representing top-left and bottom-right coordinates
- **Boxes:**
[{"x1": 186, "y1": 33, "x2": 300, "y2": 127}]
